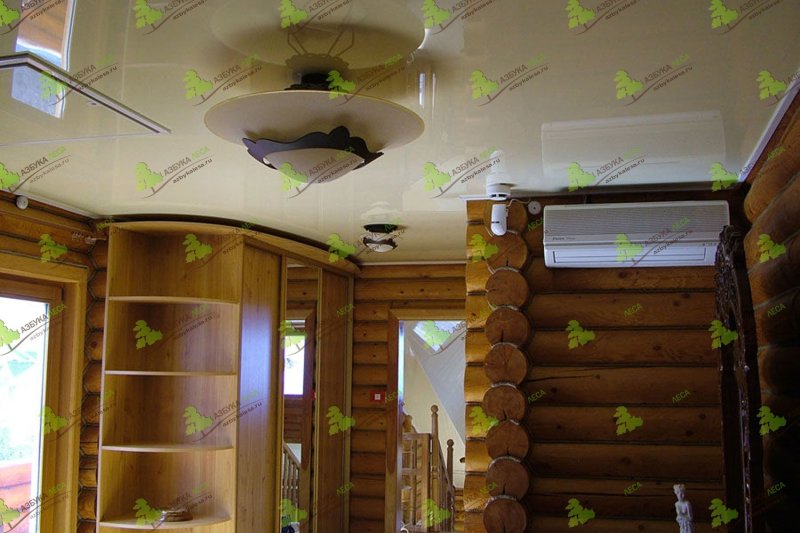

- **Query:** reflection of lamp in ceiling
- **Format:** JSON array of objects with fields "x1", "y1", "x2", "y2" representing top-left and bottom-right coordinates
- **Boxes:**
[{"x1": 205, "y1": 79, "x2": 424, "y2": 185}]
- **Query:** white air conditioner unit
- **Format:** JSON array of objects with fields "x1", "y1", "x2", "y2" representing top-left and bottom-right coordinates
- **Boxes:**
[
  {"x1": 541, "y1": 111, "x2": 726, "y2": 186},
  {"x1": 543, "y1": 201, "x2": 730, "y2": 268}
]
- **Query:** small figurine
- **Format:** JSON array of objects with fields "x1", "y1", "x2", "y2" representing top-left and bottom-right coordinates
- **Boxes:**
[{"x1": 674, "y1": 484, "x2": 695, "y2": 533}]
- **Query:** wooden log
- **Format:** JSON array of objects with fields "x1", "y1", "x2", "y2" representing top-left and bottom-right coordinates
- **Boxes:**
[
  {"x1": 743, "y1": 176, "x2": 800, "y2": 268},
  {"x1": 526, "y1": 292, "x2": 715, "y2": 328},
  {"x1": 0, "y1": 234, "x2": 94, "y2": 271},
  {"x1": 465, "y1": 440, "x2": 491, "y2": 472},
  {"x1": 487, "y1": 233, "x2": 527, "y2": 271},
  {"x1": 0, "y1": 201, "x2": 93, "y2": 253},
  {"x1": 466, "y1": 365, "x2": 492, "y2": 403},
  {"x1": 89, "y1": 270, "x2": 107, "y2": 299},
  {"x1": 483, "y1": 385, "x2": 526, "y2": 422},
  {"x1": 484, "y1": 344, "x2": 528, "y2": 385},
  {"x1": 466, "y1": 294, "x2": 492, "y2": 329},
  {"x1": 352, "y1": 303, "x2": 390, "y2": 321},
  {"x1": 353, "y1": 322, "x2": 387, "y2": 343},
  {"x1": 352, "y1": 342, "x2": 388, "y2": 365},
  {"x1": 83, "y1": 361, "x2": 102, "y2": 394},
  {"x1": 350, "y1": 452, "x2": 386, "y2": 476},
  {"x1": 486, "y1": 269, "x2": 529, "y2": 308},
  {"x1": 486, "y1": 421, "x2": 529, "y2": 459},
  {"x1": 486, "y1": 459, "x2": 529, "y2": 500},
  {"x1": 286, "y1": 279, "x2": 318, "y2": 302},
  {"x1": 485, "y1": 308, "x2": 530, "y2": 345},
  {"x1": 467, "y1": 200, "x2": 490, "y2": 224},
  {"x1": 483, "y1": 498, "x2": 526, "y2": 533},
  {"x1": 528, "y1": 443, "x2": 723, "y2": 480},
  {"x1": 746, "y1": 166, "x2": 798, "y2": 223},
  {"x1": 82, "y1": 395, "x2": 101, "y2": 425},
  {"x1": 349, "y1": 497, "x2": 385, "y2": 521},
  {"x1": 524, "y1": 406, "x2": 722, "y2": 444},
  {"x1": 91, "y1": 241, "x2": 108, "y2": 269},
  {"x1": 466, "y1": 330, "x2": 492, "y2": 364},
  {"x1": 352, "y1": 387, "x2": 390, "y2": 408},
  {"x1": 351, "y1": 430, "x2": 386, "y2": 453},
  {"x1": 481, "y1": 201, "x2": 529, "y2": 234},
  {"x1": 77, "y1": 488, "x2": 96, "y2": 519},
  {"x1": 525, "y1": 259, "x2": 716, "y2": 292},
  {"x1": 85, "y1": 331, "x2": 104, "y2": 361},
  {"x1": 352, "y1": 364, "x2": 388, "y2": 386},
  {"x1": 465, "y1": 511, "x2": 488, "y2": 533},
  {"x1": 87, "y1": 300, "x2": 105, "y2": 331},
  {"x1": 747, "y1": 233, "x2": 800, "y2": 304},
  {"x1": 77, "y1": 521, "x2": 96, "y2": 533},
  {"x1": 79, "y1": 456, "x2": 97, "y2": 488},
  {"x1": 467, "y1": 260, "x2": 491, "y2": 294},
  {"x1": 527, "y1": 477, "x2": 723, "y2": 521},
  {"x1": 351, "y1": 409, "x2": 387, "y2": 431},
  {"x1": 80, "y1": 425, "x2": 98, "y2": 456},
  {"x1": 463, "y1": 473, "x2": 492, "y2": 512},
  {"x1": 754, "y1": 287, "x2": 800, "y2": 346},
  {"x1": 348, "y1": 476, "x2": 385, "y2": 498},
  {"x1": 525, "y1": 329, "x2": 716, "y2": 366},
  {"x1": 354, "y1": 278, "x2": 466, "y2": 301},
  {"x1": 348, "y1": 520, "x2": 383, "y2": 533},
  {"x1": 357, "y1": 263, "x2": 465, "y2": 280},
  {"x1": 523, "y1": 367, "x2": 720, "y2": 406},
  {"x1": 759, "y1": 345, "x2": 800, "y2": 395}
]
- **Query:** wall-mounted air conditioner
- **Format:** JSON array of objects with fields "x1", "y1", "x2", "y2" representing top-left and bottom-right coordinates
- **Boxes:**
[
  {"x1": 543, "y1": 201, "x2": 730, "y2": 268},
  {"x1": 541, "y1": 111, "x2": 726, "y2": 186}
]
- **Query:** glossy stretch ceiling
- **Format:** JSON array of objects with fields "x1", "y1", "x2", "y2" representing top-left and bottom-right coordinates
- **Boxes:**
[{"x1": 0, "y1": 0, "x2": 798, "y2": 262}]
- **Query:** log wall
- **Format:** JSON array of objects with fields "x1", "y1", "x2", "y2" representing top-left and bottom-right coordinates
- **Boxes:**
[
  {"x1": 465, "y1": 199, "x2": 725, "y2": 532},
  {"x1": 348, "y1": 265, "x2": 465, "y2": 533},
  {"x1": 0, "y1": 192, "x2": 100, "y2": 532},
  {"x1": 742, "y1": 94, "x2": 800, "y2": 528}
]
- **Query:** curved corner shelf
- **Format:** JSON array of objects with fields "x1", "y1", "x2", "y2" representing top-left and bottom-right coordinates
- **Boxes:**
[
  {"x1": 98, "y1": 514, "x2": 231, "y2": 529},
  {"x1": 102, "y1": 443, "x2": 234, "y2": 453}
]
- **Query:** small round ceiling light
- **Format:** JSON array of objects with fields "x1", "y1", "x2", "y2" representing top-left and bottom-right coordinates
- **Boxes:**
[{"x1": 361, "y1": 223, "x2": 399, "y2": 253}]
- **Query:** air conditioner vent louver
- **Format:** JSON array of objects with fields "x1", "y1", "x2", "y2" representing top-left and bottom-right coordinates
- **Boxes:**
[{"x1": 543, "y1": 201, "x2": 729, "y2": 268}]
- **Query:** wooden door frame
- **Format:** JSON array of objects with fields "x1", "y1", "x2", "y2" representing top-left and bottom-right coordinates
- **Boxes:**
[
  {"x1": 385, "y1": 308, "x2": 465, "y2": 533},
  {"x1": 0, "y1": 253, "x2": 87, "y2": 533}
]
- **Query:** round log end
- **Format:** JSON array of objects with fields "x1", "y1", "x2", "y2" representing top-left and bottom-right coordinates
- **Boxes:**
[
  {"x1": 483, "y1": 385, "x2": 527, "y2": 422},
  {"x1": 485, "y1": 307, "x2": 530, "y2": 346},
  {"x1": 486, "y1": 421, "x2": 530, "y2": 459},
  {"x1": 487, "y1": 233, "x2": 528, "y2": 272},
  {"x1": 487, "y1": 458, "x2": 530, "y2": 500},
  {"x1": 484, "y1": 344, "x2": 528, "y2": 385},
  {"x1": 486, "y1": 269, "x2": 529, "y2": 308},
  {"x1": 483, "y1": 497, "x2": 527, "y2": 533}
]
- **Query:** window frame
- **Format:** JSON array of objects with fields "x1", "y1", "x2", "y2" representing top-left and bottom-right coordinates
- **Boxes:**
[{"x1": 0, "y1": 253, "x2": 87, "y2": 533}]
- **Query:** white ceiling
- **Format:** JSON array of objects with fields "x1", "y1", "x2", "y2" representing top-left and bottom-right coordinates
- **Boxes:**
[{"x1": 1, "y1": 0, "x2": 798, "y2": 262}]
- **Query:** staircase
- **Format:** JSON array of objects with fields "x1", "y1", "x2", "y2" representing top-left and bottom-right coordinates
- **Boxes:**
[{"x1": 453, "y1": 487, "x2": 464, "y2": 531}]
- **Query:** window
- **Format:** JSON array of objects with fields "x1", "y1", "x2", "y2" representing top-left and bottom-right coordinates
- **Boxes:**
[{"x1": 283, "y1": 322, "x2": 305, "y2": 396}]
